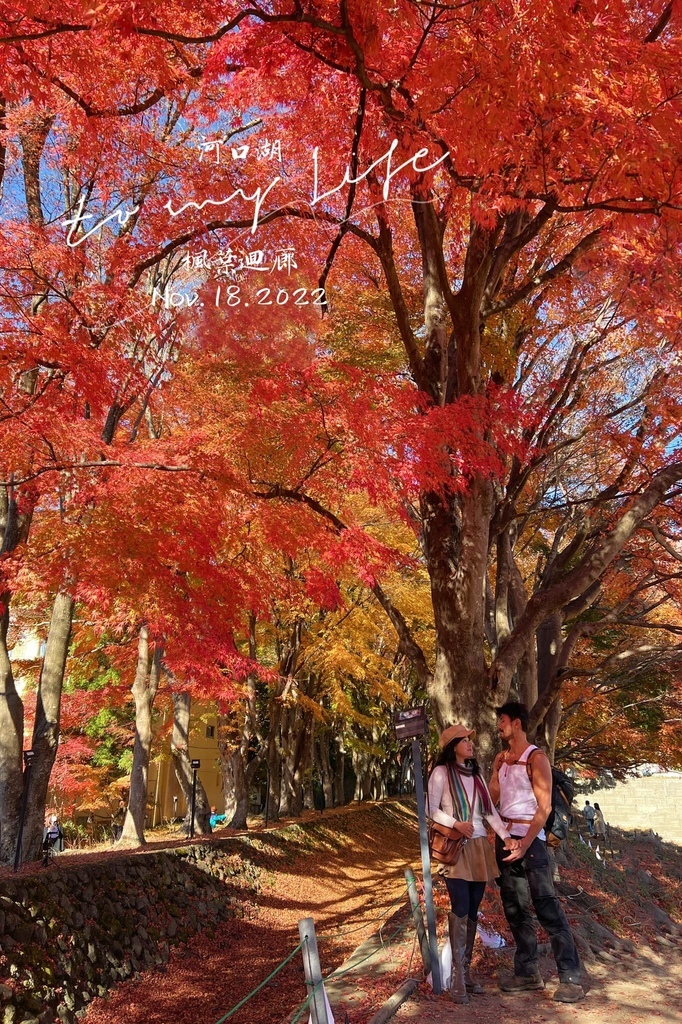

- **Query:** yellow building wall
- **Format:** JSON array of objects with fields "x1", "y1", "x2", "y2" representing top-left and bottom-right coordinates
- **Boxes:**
[
  {"x1": 49, "y1": 703, "x2": 236, "y2": 828},
  {"x1": 146, "y1": 706, "x2": 225, "y2": 825}
]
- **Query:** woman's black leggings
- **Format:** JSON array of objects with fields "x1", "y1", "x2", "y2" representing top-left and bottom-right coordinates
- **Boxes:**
[{"x1": 444, "y1": 877, "x2": 486, "y2": 920}]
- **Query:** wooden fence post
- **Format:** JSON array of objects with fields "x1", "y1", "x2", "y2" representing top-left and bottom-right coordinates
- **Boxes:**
[
  {"x1": 298, "y1": 916, "x2": 330, "y2": 1024},
  {"x1": 405, "y1": 868, "x2": 431, "y2": 974}
]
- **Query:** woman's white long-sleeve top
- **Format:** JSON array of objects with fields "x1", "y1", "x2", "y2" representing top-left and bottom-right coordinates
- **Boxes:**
[{"x1": 427, "y1": 764, "x2": 511, "y2": 840}]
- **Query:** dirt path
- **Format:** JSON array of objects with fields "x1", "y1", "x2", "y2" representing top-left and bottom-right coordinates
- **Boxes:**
[
  {"x1": 83, "y1": 805, "x2": 421, "y2": 1024},
  {"x1": 77, "y1": 805, "x2": 682, "y2": 1024},
  {"x1": 393, "y1": 951, "x2": 682, "y2": 1024}
]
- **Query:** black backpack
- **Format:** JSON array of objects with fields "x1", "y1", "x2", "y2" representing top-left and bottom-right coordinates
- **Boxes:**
[{"x1": 526, "y1": 750, "x2": 574, "y2": 844}]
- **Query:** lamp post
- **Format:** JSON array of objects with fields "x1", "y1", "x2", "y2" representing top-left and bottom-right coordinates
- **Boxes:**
[
  {"x1": 14, "y1": 750, "x2": 36, "y2": 872},
  {"x1": 393, "y1": 708, "x2": 442, "y2": 994},
  {"x1": 190, "y1": 759, "x2": 200, "y2": 838}
]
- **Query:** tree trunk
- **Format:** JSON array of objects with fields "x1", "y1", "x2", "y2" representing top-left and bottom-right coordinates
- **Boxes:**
[
  {"x1": 220, "y1": 738, "x2": 265, "y2": 827},
  {"x1": 266, "y1": 694, "x2": 283, "y2": 823},
  {"x1": 280, "y1": 702, "x2": 305, "y2": 817},
  {"x1": 302, "y1": 714, "x2": 315, "y2": 811},
  {"x1": 421, "y1": 478, "x2": 499, "y2": 763},
  {"x1": 219, "y1": 617, "x2": 262, "y2": 828},
  {"x1": 0, "y1": 604, "x2": 24, "y2": 865},
  {"x1": 263, "y1": 620, "x2": 303, "y2": 822},
  {"x1": 317, "y1": 730, "x2": 334, "y2": 810},
  {"x1": 352, "y1": 747, "x2": 372, "y2": 802},
  {"x1": 171, "y1": 691, "x2": 211, "y2": 835},
  {"x1": 332, "y1": 737, "x2": 346, "y2": 807},
  {"x1": 544, "y1": 697, "x2": 563, "y2": 765},
  {"x1": 533, "y1": 613, "x2": 563, "y2": 760},
  {"x1": 22, "y1": 593, "x2": 74, "y2": 863},
  {"x1": 371, "y1": 724, "x2": 388, "y2": 800},
  {"x1": 119, "y1": 626, "x2": 161, "y2": 846},
  {"x1": 0, "y1": 483, "x2": 35, "y2": 866},
  {"x1": 220, "y1": 745, "x2": 248, "y2": 826}
]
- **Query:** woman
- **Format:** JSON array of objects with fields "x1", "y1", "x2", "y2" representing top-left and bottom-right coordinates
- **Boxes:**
[
  {"x1": 428, "y1": 724, "x2": 516, "y2": 1003},
  {"x1": 593, "y1": 803, "x2": 606, "y2": 842},
  {"x1": 42, "y1": 813, "x2": 64, "y2": 864}
]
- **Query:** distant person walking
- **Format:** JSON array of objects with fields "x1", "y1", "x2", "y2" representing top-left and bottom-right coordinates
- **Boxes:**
[
  {"x1": 428, "y1": 724, "x2": 516, "y2": 1003},
  {"x1": 593, "y1": 804, "x2": 605, "y2": 842},
  {"x1": 111, "y1": 796, "x2": 126, "y2": 842},
  {"x1": 583, "y1": 801, "x2": 596, "y2": 836},
  {"x1": 43, "y1": 814, "x2": 64, "y2": 863},
  {"x1": 209, "y1": 806, "x2": 226, "y2": 828},
  {"x1": 490, "y1": 701, "x2": 585, "y2": 1003}
]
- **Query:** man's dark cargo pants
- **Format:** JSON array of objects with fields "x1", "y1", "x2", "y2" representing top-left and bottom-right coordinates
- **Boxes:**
[{"x1": 495, "y1": 836, "x2": 581, "y2": 983}]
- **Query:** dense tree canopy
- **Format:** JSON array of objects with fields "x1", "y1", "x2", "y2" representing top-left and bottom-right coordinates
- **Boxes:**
[{"x1": 1, "y1": 0, "x2": 681, "y2": 860}]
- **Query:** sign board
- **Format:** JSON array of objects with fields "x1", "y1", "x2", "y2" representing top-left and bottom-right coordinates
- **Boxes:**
[
  {"x1": 190, "y1": 758, "x2": 201, "y2": 769},
  {"x1": 393, "y1": 706, "x2": 428, "y2": 740}
]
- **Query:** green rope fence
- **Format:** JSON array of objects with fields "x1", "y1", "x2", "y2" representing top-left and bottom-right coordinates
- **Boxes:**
[
  {"x1": 212, "y1": 939, "x2": 306, "y2": 1024},
  {"x1": 211, "y1": 879, "x2": 414, "y2": 1023},
  {"x1": 290, "y1": 913, "x2": 414, "y2": 1023}
]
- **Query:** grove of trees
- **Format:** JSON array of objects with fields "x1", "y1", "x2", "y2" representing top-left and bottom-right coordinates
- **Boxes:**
[{"x1": 1, "y1": 0, "x2": 681, "y2": 864}]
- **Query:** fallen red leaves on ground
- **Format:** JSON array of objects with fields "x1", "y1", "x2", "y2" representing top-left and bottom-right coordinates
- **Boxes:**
[{"x1": 84, "y1": 805, "x2": 421, "y2": 1024}]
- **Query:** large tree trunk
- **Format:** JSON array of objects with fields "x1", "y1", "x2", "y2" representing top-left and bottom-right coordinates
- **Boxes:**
[
  {"x1": 0, "y1": 604, "x2": 24, "y2": 865},
  {"x1": 352, "y1": 746, "x2": 372, "y2": 802},
  {"x1": 533, "y1": 613, "x2": 563, "y2": 760},
  {"x1": 220, "y1": 745, "x2": 249, "y2": 826},
  {"x1": 171, "y1": 691, "x2": 211, "y2": 835},
  {"x1": 0, "y1": 483, "x2": 35, "y2": 865},
  {"x1": 279, "y1": 702, "x2": 305, "y2": 817},
  {"x1": 264, "y1": 620, "x2": 302, "y2": 822},
  {"x1": 421, "y1": 477, "x2": 498, "y2": 760},
  {"x1": 218, "y1": 616, "x2": 262, "y2": 828},
  {"x1": 119, "y1": 626, "x2": 161, "y2": 846},
  {"x1": 544, "y1": 697, "x2": 563, "y2": 765},
  {"x1": 21, "y1": 593, "x2": 74, "y2": 863}
]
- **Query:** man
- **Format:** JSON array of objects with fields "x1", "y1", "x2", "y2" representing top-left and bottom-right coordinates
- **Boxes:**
[
  {"x1": 583, "y1": 801, "x2": 596, "y2": 836},
  {"x1": 489, "y1": 701, "x2": 585, "y2": 1003}
]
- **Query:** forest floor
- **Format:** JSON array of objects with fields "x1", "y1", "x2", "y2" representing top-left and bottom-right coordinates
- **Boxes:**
[{"x1": 72, "y1": 800, "x2": 682, "y2": 1024}]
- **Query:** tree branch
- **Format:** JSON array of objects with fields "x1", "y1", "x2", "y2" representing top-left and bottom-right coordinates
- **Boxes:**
[
  {"x1": 251, "y1": 484, "x2": 431, "y2": 685},
  {"x1": 485, "y1": 228, "x2": 604, "y2": 317},
  {"x1": 644, "y1": 1, "x2": 674, "y2": 43},
  {"x1": 492, "y1": 461, "x2": 682, "y2": 696}
]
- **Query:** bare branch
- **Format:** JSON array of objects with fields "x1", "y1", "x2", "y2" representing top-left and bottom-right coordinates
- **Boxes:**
[
  {"x1": 644, "y1": 1, "x2": 674, "y2": 43},
  {"x1": 639, "y1": 522, "x2": 682, "y2": 562}
]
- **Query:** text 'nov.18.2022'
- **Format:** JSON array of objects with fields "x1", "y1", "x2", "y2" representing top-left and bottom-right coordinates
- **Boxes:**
[{"x1": 151, "y1": 285, "x2": 328, "y2": 310}]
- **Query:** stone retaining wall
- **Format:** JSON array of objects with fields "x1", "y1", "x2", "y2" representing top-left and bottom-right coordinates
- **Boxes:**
[{"x1": 0, "y1": 843, "x2": 262, "y2": 1024}]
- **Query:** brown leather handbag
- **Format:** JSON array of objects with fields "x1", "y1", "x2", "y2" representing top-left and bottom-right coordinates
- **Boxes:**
[
  {"x1": 428, "y1": 820, "x2": 467, "y2": 865},
  {"x1": 428, "y1": 766, "x2": 467, "y2": 865}
]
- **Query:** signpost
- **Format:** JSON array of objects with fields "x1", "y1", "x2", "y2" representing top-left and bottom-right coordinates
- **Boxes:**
[{"x1": 393, "y1": 708, "x2": 442, "y2": 994}]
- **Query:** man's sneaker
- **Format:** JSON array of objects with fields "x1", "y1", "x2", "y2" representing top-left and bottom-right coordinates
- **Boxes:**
[
  {"x1": 554, "y1": 982, "x2": 585, "y2": 1003},
  {"x1": 499, "y1": 972, "x2": 545, "y2": 992}
]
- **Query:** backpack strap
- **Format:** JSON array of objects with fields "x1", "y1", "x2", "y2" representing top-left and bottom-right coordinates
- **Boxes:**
[
  {"x1": 525, "y1": 750, "x2": 572, "y2": 801},
  {"x1": 499, "y1": 744, "x2": 540, "y2": 778},
  {"x1": 525, "y1": 746, "x2": 544, "y2": 784}
]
